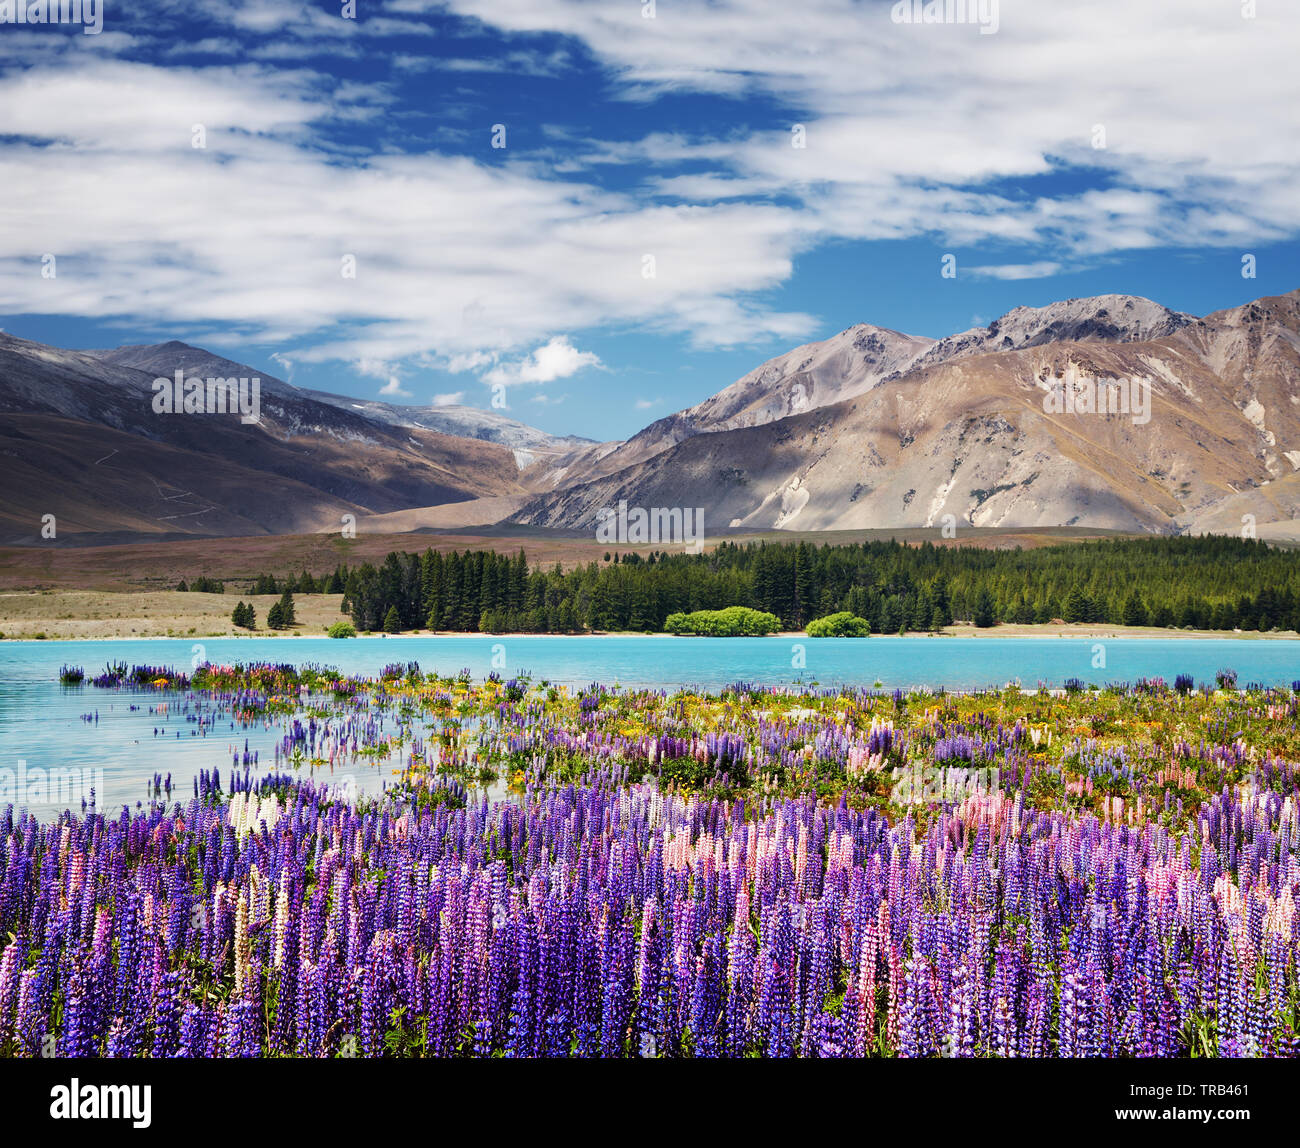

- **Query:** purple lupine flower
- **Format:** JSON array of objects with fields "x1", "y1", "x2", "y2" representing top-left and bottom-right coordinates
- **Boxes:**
[{"x1": 2, "y1": 673, "x2": 1298, "y2": 1063}]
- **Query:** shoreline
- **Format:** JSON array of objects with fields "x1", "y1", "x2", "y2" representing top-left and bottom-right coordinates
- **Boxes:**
[
  {"x1": 3, "y1": 626, "x2": 1298, "y2": 644},
  {"x1": 1, "y1": 588, "x2": 1296, "y2": 644}
]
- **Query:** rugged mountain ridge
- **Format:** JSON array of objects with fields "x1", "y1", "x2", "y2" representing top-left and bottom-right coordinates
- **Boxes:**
[
  {"x1": 564, "y1": 323, "x2": 935, "y2": 485},
  {"x1": 512, "y1": 290, "x2": 1300, "y2": 537},
  {"x1": 904, "y1": 294, "x2": 1197, "y2": 374},
  {"x1": 552, "y1": 293, "x2": 1203, "y2": 492},
  {"x1": 4, "y1": 288, "x2": 1296, "y2": 544}
]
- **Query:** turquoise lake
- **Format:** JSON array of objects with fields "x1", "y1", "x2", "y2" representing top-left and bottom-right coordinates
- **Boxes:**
[{"x1": 1, "y1": 634, "x2": 1297, "y2": 818}]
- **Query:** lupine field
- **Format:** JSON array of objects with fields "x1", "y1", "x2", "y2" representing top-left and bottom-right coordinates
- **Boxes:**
[{"x1": 2, "y1": 661, "x2": 1299, "y2": 1057}]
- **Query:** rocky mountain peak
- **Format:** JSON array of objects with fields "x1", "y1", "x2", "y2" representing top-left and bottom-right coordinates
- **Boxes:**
[{"x1": 910, "y1": 294, "x2": 1198, "y2": 373}]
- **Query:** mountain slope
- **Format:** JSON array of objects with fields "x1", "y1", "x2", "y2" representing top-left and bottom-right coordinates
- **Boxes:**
[
  {"x1": 567, "y1": 324, "x2": 933, "y2": 484},
  {"x1": 0, "y1": 335, "x2": 527, "y2": 542},
  {"x1": 88, "y1": 341, "x2": 597, "y2": 468},
  {"x1": 512, "y1": 290, "x2": 1300, "y2": 536},
  {"x1": 297, "y1": 393, "x2": 598, "y2": 468},
  {"x1": 6, "y1": 289, "x2": 1296, "y2": 544},
  {"x1": 559, "y1": 294, "x2": 1193, "y2": 490}
]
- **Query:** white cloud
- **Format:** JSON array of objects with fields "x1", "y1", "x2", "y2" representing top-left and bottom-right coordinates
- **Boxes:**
[
  {"x1": 378, "y1": 376, "x2": 411, "y2": 397},
  {"x1": 269, "y1": 352, "x2": 296, "y2": 380},
  {"x1": 0, "y1": 60, "x2": 815, "y2": 367},
  {"x1": 354, "y1": 358, "x2": 396, "y2": 380},
  {"x1": 185, "y1": 0, "x2": 436, "y2": 40},
  {"x1": 2, "y1": 0, "x2": 1298, "y2": 380},
  {"x1": 634, "y1": 397, "x2": 660, "y2": 410},
  {"x1": 438, "y1": 0, "x2": 1300, "y2": 257},
  {"x1": 482, "y1": 336, "x2": 602, "y2": 386},
  {"x1": 443, "y1": 350, "x2": 496, "y2": 373},
  {"x1": 967, "y1": 262, "x2": 1064, "y2": 280},
  {"x1": 432, "y1": 391, "x2": 464, "y2": 406},
  {"x1": 433, "y1": 49, "x2": 572, "y2": 76}
]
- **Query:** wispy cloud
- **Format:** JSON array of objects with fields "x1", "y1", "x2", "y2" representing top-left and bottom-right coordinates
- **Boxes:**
[
  {"x1": 0, "y1": 60, "x2": 816, "y2": 368},
  {"x1": 967, "y1": 262, "x2": 1064, "y2": 281},
  {"x1": 269, "y1": 352, "x2": 295, "y2": 380},
  {"x1": 438, "y1": 0, "x2": 1300, "y2": 259},
  {"x1": 1, "y1": 0, "x2": 1297, "y2": 388}
]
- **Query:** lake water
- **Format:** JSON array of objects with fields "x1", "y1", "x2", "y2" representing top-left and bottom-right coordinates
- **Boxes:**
[{"x1": 2, "y1": 635, "x2": 1297, "y2": 818}]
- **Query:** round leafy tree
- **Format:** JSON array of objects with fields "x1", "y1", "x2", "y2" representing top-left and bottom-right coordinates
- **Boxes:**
[{"x1": 806, "y1": 611, "x2": 871, "y2": 637}]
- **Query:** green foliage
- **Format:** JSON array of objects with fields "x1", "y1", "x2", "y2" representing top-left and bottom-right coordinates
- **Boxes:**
[
  {"x1": 327, "y1": 620, "x2": 357, "y2": 638},
  {"x1": 664, "y1": 606, "x2": 782, "y2": 636},
  {"x1": 320, "y1": 535, "x2": 1300, "y2": 637},
  {"x1": 807, "y1": 611, "x2": 871, "y2": 637},
  {"x1": 231, "y1": 601, "x2": 256, "y2": 630},
  {"x1": 177, "y1": 568, "x2": 336, "y2": 597},
  {"x1": 383, "y1": 605, "x2": 402, "y2": 633},
  {"x1": 1122, "y1": 589, "x2": 1148, "y2": 627},
  {"x1": 274, "y1": 589, "x2": 296, "y2": 627}
]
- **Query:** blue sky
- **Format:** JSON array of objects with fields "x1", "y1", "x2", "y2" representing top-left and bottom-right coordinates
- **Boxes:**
[{"x1": 2, "y1": 0, "x2": 1297, "y2": 441}]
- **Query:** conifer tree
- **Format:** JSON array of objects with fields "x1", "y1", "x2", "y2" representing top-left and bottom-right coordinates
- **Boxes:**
[{"x1": 1121, "y1": 590, "x2": 1147, "y2": 627}]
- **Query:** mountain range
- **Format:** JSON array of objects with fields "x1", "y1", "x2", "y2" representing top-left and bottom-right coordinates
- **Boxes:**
[
  {"x1": 0, "y1": 288, "x2": 1296, "y2": 544},
  {"x1": 515, "y1": 290, "x2": 1300, "y2": 539},
  {"x1": 0, "y1": 336, "x2": 600, "y2": 541}
]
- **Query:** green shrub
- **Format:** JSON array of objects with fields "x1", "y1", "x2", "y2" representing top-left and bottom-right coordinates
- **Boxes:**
[
  {"x1": 806, "y1": 611, "x2": 871, "y2": 637},
  {"x1": 664, "y1": 606, "x2": 782, "y2": 637},
  {"x1": 327, "y1": 621, "x2": 357, "y2": 639}
]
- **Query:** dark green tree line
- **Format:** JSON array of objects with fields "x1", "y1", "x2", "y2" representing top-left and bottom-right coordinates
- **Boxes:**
[{"x1": 336, "y1": 535, "x2": 1300, "y2": 635}]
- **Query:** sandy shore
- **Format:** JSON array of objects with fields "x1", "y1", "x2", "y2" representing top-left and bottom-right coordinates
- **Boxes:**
[{"x1": 0, "y1": 589, "x2": 1296, "y2": 642}]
